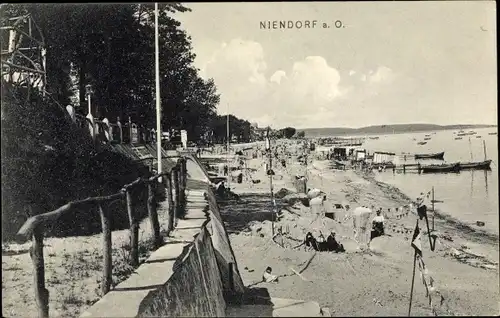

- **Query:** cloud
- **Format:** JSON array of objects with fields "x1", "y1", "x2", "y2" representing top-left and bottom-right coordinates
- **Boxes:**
[
  {"x1": 270, "y1": 70, "x2": 286, "y2": 84},
  {"x1": 367, "y1": 66, "x2": 395, "y2": 84},
  {"x1": 202, "y1": 38, "x2": 396, "y2": 128}
]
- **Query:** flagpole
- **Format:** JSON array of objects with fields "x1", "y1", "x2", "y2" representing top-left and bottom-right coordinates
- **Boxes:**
[
  {"x1": 154, "y1": 3, "x2": 162, "y2": 177},
  {"x1": 408, "y1": 250, "x2": 417, "y2": 316},
  {"x1": 226, "y1": 104, "x2": 230, "y2": 190},
  {"x1": 266, "y1": 128, "x2": 275, "y2": 236},
  {"x1": 431, "y1": 187, "x2": 435, "y2": 231}
]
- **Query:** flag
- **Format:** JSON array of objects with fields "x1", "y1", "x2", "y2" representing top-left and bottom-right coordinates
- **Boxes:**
[
  {"x1": 411, "y1": 223, "x2": 423, "y2": 257},
  {"x1": 417, "y1": 204, "x2": 427, "y2": 220},
  {"x1": 416, "y1": 254, "x2": 447, "y2": 315}
]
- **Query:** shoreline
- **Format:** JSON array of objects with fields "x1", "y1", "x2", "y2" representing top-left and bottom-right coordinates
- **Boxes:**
[{"x1": 219, "y1": 150, "x2": 499, "y2": 316}]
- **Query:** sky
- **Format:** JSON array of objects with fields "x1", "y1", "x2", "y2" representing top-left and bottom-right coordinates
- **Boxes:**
[{"x1": 173, "y1": 1, "x2": 497, "y2": 129}]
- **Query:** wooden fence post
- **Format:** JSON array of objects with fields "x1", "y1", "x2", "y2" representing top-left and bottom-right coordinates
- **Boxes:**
[
  {"x1": 126, "y1": 189, "x2": 139, "y2": 267},
  {"x1": 31, "y1": 226, "x2": 49, "y2": 318},
  {"x1": 172, "y1": 166, "x2": 181, "y2": 224},
  {"x1": 117, "y1": 117, "x2": 123, "y2": 144},
  {"x1": 98, "y1": 204, "x2": 112, "y2": 296},
  {"x1": 147, "y1": 181, "x2": 162, "y2": 248},
  {"x1": 166, "y1": 172, "x2": 175, "y2": 233},
  {"x1": 178, "y1": 158, "x2": 186, "y2": 210}
]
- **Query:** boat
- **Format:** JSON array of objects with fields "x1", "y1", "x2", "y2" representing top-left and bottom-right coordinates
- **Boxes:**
[
  {"x1": 459, "y1": 160, "x2": 492, "y2": 170},
  {"x1": 424, "y1": 137, "x2": 431, "y2": 141},
  {"x1": 476, "y1": 136, "x2": 482, "y2": 138},
  {"x1": 454, "y1": 137, "x2": 462, "y2": 140},
  {"x1": 369, "y1": 136, "x2": 380, "y2": 140},
  {"x1": 488, "y1": 132, "x2": 497, "y2": 135},
  {"x1": 420, "y1": 163, "x2": 460, "y2": 173},
  {"x1": 417, "y1": 141, "x2": 427, "y2": 145},
  {"x1": 414, "y1": 151, "x2": 445, "y2": 160}
]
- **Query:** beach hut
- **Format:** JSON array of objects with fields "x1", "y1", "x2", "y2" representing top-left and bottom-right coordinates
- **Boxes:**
[
  {"x1": 355, "y1": 149, "x2": 366, "y2": 161},
  {"x1": 332, "y1": 147, "x2": 347, "y2": 160},
  {"x1": 373, "y1": 151, "x2": 396, "y2": 164}
]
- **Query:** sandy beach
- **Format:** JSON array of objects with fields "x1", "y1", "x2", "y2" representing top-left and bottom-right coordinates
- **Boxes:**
[{"x1": 214, "y1": 142, "x2": 499, "y2": 316}]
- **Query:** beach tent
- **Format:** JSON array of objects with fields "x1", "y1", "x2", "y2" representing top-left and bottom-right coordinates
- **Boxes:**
[
  {"x1": 350, "y1": 206, "x2": 374, "y2": 248},
  {"x1": 307, "y1": 188, "x2": 322, "y2": 199},
  {"x1": 309, "y1": 196, "x2": 325, "y2": 216}
]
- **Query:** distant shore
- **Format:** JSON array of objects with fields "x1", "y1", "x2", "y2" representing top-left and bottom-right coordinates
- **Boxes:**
[{"x1": 300, "y1": 124, "x2": 497, "y2": 138}]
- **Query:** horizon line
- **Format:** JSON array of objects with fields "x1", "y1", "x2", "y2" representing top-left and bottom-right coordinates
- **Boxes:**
[{"x1": 294, "y1": 123, "x2": 498, "y2": 130}]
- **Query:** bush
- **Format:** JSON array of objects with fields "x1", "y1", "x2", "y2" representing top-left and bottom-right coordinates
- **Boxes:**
[{"x1": 1, "y1": 83, "x2": 149, "y2": 241}]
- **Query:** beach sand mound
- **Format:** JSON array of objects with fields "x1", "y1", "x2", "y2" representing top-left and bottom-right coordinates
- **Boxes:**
[
  {"x1": 274, "y1": 187, "x2": 295, "y2": 199},
  {"x1": 243, "y1": 198, "x2": 360, "y2": 252},
  {"x1": 281, "y1": 193, "x2": 309, "y2": 207},
  {"x1": 368, "y1": 235, "x2": 410, "y2": 257}
]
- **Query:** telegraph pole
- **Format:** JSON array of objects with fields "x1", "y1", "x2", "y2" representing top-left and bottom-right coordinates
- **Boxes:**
[{"x1": 154, "y1": 3, "x2": 162, "y2": 176}]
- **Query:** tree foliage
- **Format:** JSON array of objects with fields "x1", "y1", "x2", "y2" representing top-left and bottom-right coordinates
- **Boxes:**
[
  {"x1": 0, "y1": 4, "x2": 224, "y2": 240},
  {"x1": 277, "y1": 127, "x2": 297, "y2": 139},
  {"x1": 2, "y1": 4, "x2": 220, "y2": 137}
]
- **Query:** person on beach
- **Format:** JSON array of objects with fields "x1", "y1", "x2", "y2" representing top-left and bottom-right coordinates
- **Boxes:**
[
  {"x1": 263, "y1": 266, "x2": 279, "y2": 283},
  {"x1": 327, "y1": 232, "x2": 345, "y2": 253},
  {"x1": 370, "y1": 210, "x2": 385, "y2": 240},
  {"x1": 215, "y1": 180, "x2": 226, "y2": 197}
]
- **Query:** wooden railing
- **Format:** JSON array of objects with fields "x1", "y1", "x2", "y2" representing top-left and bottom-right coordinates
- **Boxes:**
[
  {"x1": 73, "y1": 113, "x2": 157, "y2": 145},
  {"x1": 15, "y1": 157, "x2": 189, "y2": 318}
]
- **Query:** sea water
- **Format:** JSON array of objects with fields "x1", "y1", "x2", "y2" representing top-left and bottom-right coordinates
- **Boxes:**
[{"x1": 324, "y1": 127, "x2": 498, "y2": 235}]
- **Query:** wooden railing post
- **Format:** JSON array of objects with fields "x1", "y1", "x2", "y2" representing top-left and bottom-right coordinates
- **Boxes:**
[
  {"x1": 31, "y1": 226, "x2": 49, "y2": 318},
  {"x1": 147, "y1": 181, "x2": 162, "y2": 248},
  {"x1": 181, "y1": 157, "x2": 187, "y2": 189},
  {"x1": 98, "y1": 204, "x2": 112, "y2": 296},
  {"x1": 166, "y1": 172, "x2": 175, "y2": 233},
  {"x1": 126, "y1": 189, "x2": 139, "y2": 267},
  {"x1": 172, "y1": 166, "x2": 181, "y2": 224}
]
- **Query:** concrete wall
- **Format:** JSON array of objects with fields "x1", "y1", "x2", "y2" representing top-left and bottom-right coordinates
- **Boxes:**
[
  {"x1": 81, "y1": 156, "x2": 244, "y2": 317},
  {"x1": 137, "y1": 227, "x2": 225, "y2": 317}
]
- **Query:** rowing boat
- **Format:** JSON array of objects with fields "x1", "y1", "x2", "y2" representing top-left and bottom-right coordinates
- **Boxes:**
[
  {"x1": 421, "y1": 163, "x2": 460, "y2": 173},
  {"x1": 414, "y1": 151, "x2": 445, "y2": 160}
]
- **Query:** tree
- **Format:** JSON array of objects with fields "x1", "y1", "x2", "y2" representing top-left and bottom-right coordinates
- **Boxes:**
[
  {"x1": 296, "y1": 131, "x2": 306, "y2": 138},
  {"x1": 279, "y1": 127, "x2": 296, "y2": 139}
]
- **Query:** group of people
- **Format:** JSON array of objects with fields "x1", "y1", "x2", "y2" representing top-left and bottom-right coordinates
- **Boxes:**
[{"x1": 305, "y1": 231, "x2": 345, "y2": 253}]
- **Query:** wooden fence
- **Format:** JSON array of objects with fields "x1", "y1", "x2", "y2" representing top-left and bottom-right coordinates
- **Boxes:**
[{"x1": 15, "y1": 157, "x2": 189, "y2": 318}]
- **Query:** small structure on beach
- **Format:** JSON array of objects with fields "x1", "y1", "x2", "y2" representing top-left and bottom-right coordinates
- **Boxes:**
[
  {"x1": 373, "y1": 151, "x2": 396, "y2": 164},
  {"x1": 355, "y1": 149, "x2": 366, "y2": 161},
  {"x1": 350, "y1": 206, "x2": 374, "y2": 249}
]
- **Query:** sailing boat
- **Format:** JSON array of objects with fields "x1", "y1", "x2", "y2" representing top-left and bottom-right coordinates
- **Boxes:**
[{"x1": 459, "y1": 139, "x2": 492, "y2": 170}]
